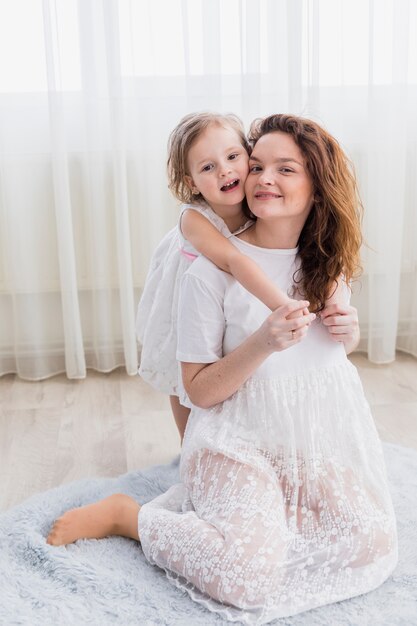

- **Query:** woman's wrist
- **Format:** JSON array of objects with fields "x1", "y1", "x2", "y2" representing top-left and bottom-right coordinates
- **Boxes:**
[
  {"x1": 344, "y1": 325, "x2": 360, "y2": 354},
  {"x1": 252, "y1": 324, "x2": 283, "y2": 358},
  {"x1": 320, "y1": 303, "x2": 360, "y2": 354}
]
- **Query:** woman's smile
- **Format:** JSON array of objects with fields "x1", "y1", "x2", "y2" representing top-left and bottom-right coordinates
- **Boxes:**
[{"x1": 254, "y1": 190, "x2": 283, "y2": 199}]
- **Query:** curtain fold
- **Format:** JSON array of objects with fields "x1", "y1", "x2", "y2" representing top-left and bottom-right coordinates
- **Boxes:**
[
  {"x1": 0, "y1": 0, "x2": 416, "y2": 380},
  {"x1": 103, "y1": 0, "x2": 138, "y2": 375},
  {"x1": 43, "y1": 0, "x2": 86, "y2": 378}
]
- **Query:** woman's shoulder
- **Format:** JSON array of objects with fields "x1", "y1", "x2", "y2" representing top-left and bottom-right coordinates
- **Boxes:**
[{"x1": 182, "y1": 254, "x2": 232, "y2": 298}]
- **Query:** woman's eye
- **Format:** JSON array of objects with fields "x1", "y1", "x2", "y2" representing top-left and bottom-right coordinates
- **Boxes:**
[
  {"x1": 280, "y1": 167, "x2": 293, "y2": 174},
  {"x1": 249, "y1": 165, "x2": 261, "y2": 173}
]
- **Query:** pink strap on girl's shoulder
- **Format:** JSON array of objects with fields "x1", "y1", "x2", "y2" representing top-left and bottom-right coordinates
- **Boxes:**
[{"x1": 179, "y1": 246, "x2": 198, "y2": 261}]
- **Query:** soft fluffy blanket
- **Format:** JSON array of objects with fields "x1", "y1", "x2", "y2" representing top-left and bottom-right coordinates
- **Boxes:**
[{"x1": 1, "y1": 443, "x2": 416, "y2": 625}]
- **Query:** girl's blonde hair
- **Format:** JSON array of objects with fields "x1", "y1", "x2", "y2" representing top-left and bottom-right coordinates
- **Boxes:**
[
  {"x1": 248, "y1": 114, "x2": 363, "y2": 312},
  {"x1": 167, "y1": 112, "x2": 250, "y2": 205}
]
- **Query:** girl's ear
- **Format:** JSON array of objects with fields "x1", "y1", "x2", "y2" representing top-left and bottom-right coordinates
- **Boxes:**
[{"x1": 184, "y1": 175, "x2": 199, "y2": 195}]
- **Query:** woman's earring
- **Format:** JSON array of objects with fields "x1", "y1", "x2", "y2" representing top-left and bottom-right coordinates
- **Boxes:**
[{"x1": 192, "y1": 188, "x2": 199, "y2": 195}]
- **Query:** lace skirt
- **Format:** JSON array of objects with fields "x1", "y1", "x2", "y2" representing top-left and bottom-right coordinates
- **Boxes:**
[{"x1": 138, "y1": 361, "x2": 398, "y2": 624}]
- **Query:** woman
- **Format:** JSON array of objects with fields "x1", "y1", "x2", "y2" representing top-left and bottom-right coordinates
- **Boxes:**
[{"x1": 47, "y1": 114, "x2": 397, "y2": 624}]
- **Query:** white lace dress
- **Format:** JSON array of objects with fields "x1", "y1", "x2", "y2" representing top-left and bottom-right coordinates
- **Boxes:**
[
  {"x1": 138, "y1": 238, "x2": 398, "y2": 624},
  {"x1": 136, "y1": 203, "x2": 252, "y2": 395}
]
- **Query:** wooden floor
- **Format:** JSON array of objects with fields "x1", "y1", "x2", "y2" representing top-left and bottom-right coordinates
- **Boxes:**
[{"x1": 1, "y1": 352, "x2": 416, "y2": 512}]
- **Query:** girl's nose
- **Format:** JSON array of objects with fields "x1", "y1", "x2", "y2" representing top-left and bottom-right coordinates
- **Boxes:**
[{"x1": 219, "y1": 161, "x2": 232, "y2": 176}]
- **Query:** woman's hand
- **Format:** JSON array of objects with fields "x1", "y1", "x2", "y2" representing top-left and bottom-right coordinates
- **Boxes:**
[
  {"x1": 320, "y1": 303, "x2": 360, "y2": 354},
  {"x1": 256, "y1": 300, "x2": 316, "y2": 354}
]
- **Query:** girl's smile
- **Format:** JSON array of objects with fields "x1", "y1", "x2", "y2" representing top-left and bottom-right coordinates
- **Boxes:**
[{"x1": 221, "y1": 178, "x2": 240, "y2": 192}]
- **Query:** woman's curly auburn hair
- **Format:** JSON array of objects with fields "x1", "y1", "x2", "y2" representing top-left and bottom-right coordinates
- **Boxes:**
[{"x1": 248, "y1": 114, "x2": 363, "y2": 312}]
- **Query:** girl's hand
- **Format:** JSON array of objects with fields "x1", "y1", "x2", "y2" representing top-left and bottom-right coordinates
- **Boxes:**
[
  {"x1": 257, "y1": 301, "x2": 316, "y2": 354},
  {"x1": 320, "y1": 303, "x2": 360, "y2": 353},
  {"x1": 285, "y1": 298, "x2": 310, "y2": 320}
]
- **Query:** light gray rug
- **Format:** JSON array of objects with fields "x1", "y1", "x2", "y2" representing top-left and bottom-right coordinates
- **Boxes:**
[{"x1": 1, "y1": 442, "x2": 416, "y2": 625}]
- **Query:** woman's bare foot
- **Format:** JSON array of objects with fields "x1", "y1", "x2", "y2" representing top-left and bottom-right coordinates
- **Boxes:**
[{"x1": 46, "y1": 493, "x2": 141, "y2": 546}]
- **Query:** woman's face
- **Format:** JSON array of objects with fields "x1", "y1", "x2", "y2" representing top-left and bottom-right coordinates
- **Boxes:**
[{"x1": 245, "y1": 131, "x2": 314, "y2": 223}]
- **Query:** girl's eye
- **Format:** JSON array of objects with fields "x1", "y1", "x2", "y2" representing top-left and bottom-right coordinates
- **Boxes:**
[
  {"x1": 228, "y1": 153, "x2": 239, "y2": 160},
  {"x1": 201, "y1": 164, "x2": 214, "y2": 172}
]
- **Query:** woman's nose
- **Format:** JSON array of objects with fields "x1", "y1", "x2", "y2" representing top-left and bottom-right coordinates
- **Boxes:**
[{"x1": 258, "y1": 169, "x2": 274, "y2": 185}]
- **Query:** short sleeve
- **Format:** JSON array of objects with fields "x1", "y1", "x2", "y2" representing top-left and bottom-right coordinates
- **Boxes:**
[
  {"x1": 179, "y1": 203, "x2": 231, "y2": 238},
  {"x1": 338, "y1": 277, "x2": 352, "y2": 306},
  {"x1": 176, "y1": 272, "x2": 225, "y2": 363}
]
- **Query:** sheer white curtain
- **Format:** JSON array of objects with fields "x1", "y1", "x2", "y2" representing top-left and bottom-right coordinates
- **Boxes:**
[{"x1": 0, "y1": 0, "x2": 416, "y2": 380}]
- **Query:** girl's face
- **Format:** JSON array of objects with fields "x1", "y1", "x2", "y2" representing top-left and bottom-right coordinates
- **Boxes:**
[
  {"x1": 245, "y1": 131, "x2": 314, "y2": 224},
  {"x1": 185, "y1": 124, "x2": 249, "y2": 216}
]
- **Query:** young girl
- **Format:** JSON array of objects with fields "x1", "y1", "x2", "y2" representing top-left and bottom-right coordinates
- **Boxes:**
[{"x1": 136, "y1": 112, "x2": 307, "y2": 441}]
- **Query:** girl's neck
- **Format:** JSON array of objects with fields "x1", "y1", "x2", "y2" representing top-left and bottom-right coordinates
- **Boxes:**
[
  {"x1": 224, "y1": 212, "x2": 249, "y2": 233},
  {"x1": 208, "y1": 201, "x2": 247, "y2": 233}
]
